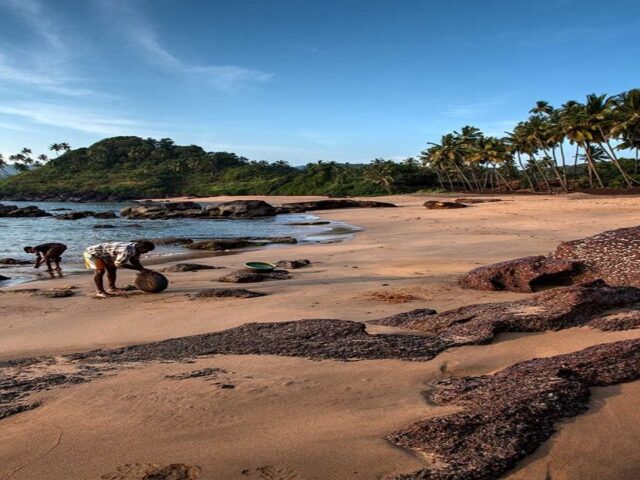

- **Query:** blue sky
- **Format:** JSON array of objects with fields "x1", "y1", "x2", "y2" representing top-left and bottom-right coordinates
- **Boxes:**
[{"x1": 0, "y1": 0, "x2": 639, "y2": 165}]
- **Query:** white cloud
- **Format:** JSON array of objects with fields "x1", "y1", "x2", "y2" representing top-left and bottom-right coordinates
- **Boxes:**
[{"x1": 0, "y1": 103, "x2": 143, "y2": 135}]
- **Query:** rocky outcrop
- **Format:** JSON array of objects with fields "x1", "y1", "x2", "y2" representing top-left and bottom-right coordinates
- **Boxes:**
[
  {"x1": 263, "y1": 236, "x2": 297, "y2": 244},
  {"x1": 218, "y1": 269, "x2": 290, "y2": 283},
  {"x1": 275, "y1": 259, "x2": 311, "y2": 269},
  {"x1": 185, "y1": 238, "x2": 253, "y2": 251},
  {"x1": 373, "y1": 281, "x2": 640, "y2": 344},
  {"x1": 120, "y1": 200, "x2": 277, "y2": 220},
  {"x1": 136, "y1": 237, "x2": 194, "y2": 246},
  {"x1": 162, "y1": 263, "x2": 222, "y2": 272},
  {"x1": 278, "y1": 199, "x2": 396, "y2": 212},
  {"x1": 459, "y1": 255, "x2": 585, "y2": 292},
  {"x1": 204, "y1": 200, "x2": 277, "y2": 218},
  {"x1": 369, "y1": 308, "x2": 437, "y2": 327},
  {"x1": 0, "y1": 274, "x2": 10, "y2": 281},
  {"x1": 192, "y1": 288, "x2": 267, "y2": 298},
  {"x1": 287, "y1": 221, "x2": 331, "y2": 226},
  {"x1": 0, "y1": 204, "x2": 50, "y2": 217},
  {"x1": 423, "y1": 200, "x2": 468, "y2": 209},
  {"x1": 55, "y1": 210, "x2": 118, "y2": 220},
  {"x1": 388, "y1": 338, "x2": 640, "y2": 480},
  {"x1": 553, "y1": 225, "x2": 640, "y2": 286}
]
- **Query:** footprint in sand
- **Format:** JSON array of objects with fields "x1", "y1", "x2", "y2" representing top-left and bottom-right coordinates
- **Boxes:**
[
  {"x1": 241, "y1": 465, "x2": 301, "y2": 480},
  {"x1": 100, "y1": 463, "x2": 200, "y2": 480}
]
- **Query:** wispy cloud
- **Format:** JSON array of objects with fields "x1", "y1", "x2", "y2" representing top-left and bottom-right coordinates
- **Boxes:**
[
  {"x1": 445, "y1": 95, "x2": 512, "y2": 120},
  {"x1": 0, "y1": 0, "x2": 98, "y2": 97},
  {"x1": 102, "y1": 0, "x2": 273, "y2": 92},
  {"x1": 0, "y1": 102, "x2": 143, "y2": 135}
]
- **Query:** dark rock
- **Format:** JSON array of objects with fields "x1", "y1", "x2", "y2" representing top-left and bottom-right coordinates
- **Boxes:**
[
  {"x1": 218, "y1": 269, "x2": 290, "y2": 283},
  {"x1": 37, "y1": 289, "x2": 75, "y2": 298},
  {"x1": 388, "y1": 338, "x2": 640, "y2": 480},
  {"x1": 192, "y1": 288, "x2": 267, "y2": 298},
  {"x1": 50, "y1": 208, "x2": 72, "y2": 211},
  {"x1": 376, "y1": 281, "x2": 640, "y2": 344},
  {"x1": 288, "y1": 221, "x2": 331, "y2": 226},
  {"x1": 93, "y1": 224, "x2": 117, "y2": 229},
  {"x1": 166, "y1": 367, "x2": 227, "y2": 380},
  {"x1": 554, "y1": 225, "x2": 640, "y2": 287},
  {"x1": 136, "y1": 237, "x2": 194, "y2": 246},
  {"x1": 0, "y1": 204, "x2": 51, "y2": 218},
  {"x1": 455, "y1": 197, "x2": 502, "y2": 204},
  {"x1": 120, "y1": 202, "x2": 205, "y2": 220},
  {"x1": 0, "y1": 274, "x2": 10, "y2": 281},
  {"x1": 275, "y1": 259, "x2": 311, "y2": 269},
  {"x1": 423, "y1": 200, "x2": 468, "y2": 209},
  {"x1": 264, "y1": 236, "x2": 297, "y2": 244},
  {"x1": 185, "y1": 238, "x2": 253, "y2": 251},
  {"x1": 369, "y1": 308, "x2": 437, "y2": 327},
  {"x1": 162, "y1": 263, "x2": 222, "y2": 272},
  {"x1": 279, "y1": 199, "x2": 396, "y2": 212},
  {"x1": 55, "y1": 210, "x2": 95, "y2": 220},
  {"x1": 459, "y1": 255, "x2": 586, "y2": 293},
  {"x1": 92, "y1": 211, "x2": 118, "y2": 219},
  {"x1": 0, "y1": 258, "x2": 31, "y2": 265},
  {"x1": 204, "y1": 200, "x2": 277, "y2": 218}
]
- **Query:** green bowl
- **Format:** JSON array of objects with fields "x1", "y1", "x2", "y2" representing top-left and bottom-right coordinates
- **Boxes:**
[{"x1": 244, "y1": 262, "x2": 276, "y2": 272}]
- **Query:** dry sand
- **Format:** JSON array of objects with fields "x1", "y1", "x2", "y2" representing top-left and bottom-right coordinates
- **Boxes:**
[{"x1": 1, "y1": 193, "x2": 640, "y2": 479}]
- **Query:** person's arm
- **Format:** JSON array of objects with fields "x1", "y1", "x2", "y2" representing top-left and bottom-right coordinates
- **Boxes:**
[
  {"x1": 120, "y1": 255, "x2": 149, "y2": 272},
  {"x1": 33, "y1": 252, "x2": 43, "y2": 268}
]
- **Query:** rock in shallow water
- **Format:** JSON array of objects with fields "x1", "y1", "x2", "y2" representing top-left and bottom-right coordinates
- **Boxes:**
[
  {"x1": 423, "y1": 200, "x2": 468, "y2": 209},
  {"x1": 0, "y1": 203, "x2": 50, "y2": 217}
]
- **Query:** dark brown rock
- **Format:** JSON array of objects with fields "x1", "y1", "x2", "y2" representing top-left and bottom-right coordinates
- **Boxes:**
[
  {"x1": 136, "y1": 237, "x2": 194, "y2": 246},
  {"x1": 0, "y1": 204, "x2": 51, "y2": 217},
  {"x1": 120, "y1": 202, "x2": 205, "y2": 220},
  {"x1": 143, "y1": 464, "x2": 201, "y2": 480},
  {"x1": 0, "y1": 258, "x2": 31, "y2": 265},
  {"x1": 204, "y1": 200, "x2": 277, "y2": 218},
  {"x1": 459, "y1": 255, "x2": 586, "y2": 292},
  {"x1": 287, "y1": 221, "x2": 331, "y2": 226},
  {"x1": 376, "y1": 281, "x2": 640, "y2": 344},
  {"x1": 192, "y1": 288, "x2": 267, "y2": 298},
  {"x1": 279, "y1": 199, "x2": 396, "y2": 212},
  {"x1": 454, "y1": 197, "x2": 502, "y2": 204},
  {"x1": 185, "y1": 238, "x2": 253, "y2": 251},
  {"x1": 263, "y1": 236, "x2": 297, "y2": 244},
  {"x1": 275, "y1": 259, "x2": 311, "y2": 269},
  {"x1": 388, "y1": 338, "x2": 640, "y2": 480},
  {"x1": 0, "y1": 274, "x2": 10, "y2": 281},
  {"x1": 162, "y1": 263, "x2": 221, "y2": 272},
  {"x1": 423, "y1": 200, "x2": 468, "y2": 209},
  {"x1": 55, "y1": 210, "x2": 95, "y2": 220},
  {"x1": 92, "y1": 211, "x2": 118, "y2": 219},
  {"x1": 218, "y1": 269, "x2": 290, "y2": 283},
  {"x1": 554, "y1": 225, "x2": 640, "y2": 286},
  {"x1": 369, "y1": 308, "x2": 437, "y2": 327},
  {"x1": 93, "y1": 224, "x2": 117, "y2": 229}
]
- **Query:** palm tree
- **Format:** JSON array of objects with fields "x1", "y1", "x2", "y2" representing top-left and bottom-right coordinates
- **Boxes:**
[
  {"x1": 36, "y1": 154, "x2": 48, "y2": 167},
  {"x1": 49, "y1": 143, "x2": 62, "y2": 157},
  {"x1": 365, "y1": 159, "x2": 396, "y2": 194},
  {"x1": 612, "y1": 89, "x2": 640, "y2": 175},
  {"x1": 60, "y1": 142, "x2": 71, "y2": 152}
]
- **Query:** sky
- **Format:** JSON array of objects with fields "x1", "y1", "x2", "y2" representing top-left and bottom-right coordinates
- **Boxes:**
[{"x1": 0, "y1": 0, "x2": 639, "y2": 165}]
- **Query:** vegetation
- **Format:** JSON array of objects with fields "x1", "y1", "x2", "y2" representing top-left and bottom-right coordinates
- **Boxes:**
[{"x1": 1, "y1": 88, "x2": 638, "y2": 198}]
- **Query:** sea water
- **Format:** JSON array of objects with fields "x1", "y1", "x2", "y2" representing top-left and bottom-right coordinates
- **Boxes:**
[{"x1": 0, "y1": 201, "x2": 351, "y2": 285}]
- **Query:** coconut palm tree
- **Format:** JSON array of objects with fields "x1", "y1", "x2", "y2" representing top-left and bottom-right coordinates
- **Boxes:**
[
  {"x1": 49, "y1": 143, "x2": 62, "y2": 157},
  {"x1": 612, "y1": 89, "x2": 640, "y2": 174},
  {"x1": 60, "y1": 142, "x2": 71, "y2": 152}
]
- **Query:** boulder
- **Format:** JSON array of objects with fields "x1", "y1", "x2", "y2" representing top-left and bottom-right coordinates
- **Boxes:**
[
  {"x1": 204, "y1": 200, "x2": 277, "y2": 218},
  {"x1": 218, "y1": 269, "x2": 290, "y2": 283},
  {"x1": 136, "y1": 237, "x2": 193, "y2": 246},
  {"x1": 423, "y1": 200, "x2": 468, "y2": 209},
  {"x1": 459, "y1": 255, "x2": 585, "y2": 292},
  {"x1": 93, "y1": 224, "x2": 117, "y2": 229},
  {"x1": 263, "y1": 236, "x2": 297, "y2": 244},
  {"x1": 185, "y1": 238, "x2": 253, "y2": 251},
  {"x1": 369, "y1": 308, "x2": 437, "y2": 327},
  {"x1": 275, "y1": 259, "x2": 311, "y2": 269},
  {"x1": 120, "y1": 202, "x2": 205, "y2": 219},
  {"x1": 92, "y1": 211, "x2": 118, "y2": 219},
  {"x1": 0, "y1": 274, "x2": 10, "y2": 281},
  {"x1": 55, "y1": 211, "x2": 95, "y2": 220},
  {"x1": 287, "y1": 221, "x2": 331, "y2": 226},
  {"x1": 162, "y1": 263, "x2": 222, "y2": 272},
  {"x1": 553, "y1": 225, "x2": 640, "y2": 286},
  {"x1": 192, "y1": 288, "x2": 267, "y2": 298},
  {"x1": 0, "y1": 204, "x2": 51, "y2": 217},
  {"x1": 279, "y1": 199, "x2": 396, "y2": 212}
]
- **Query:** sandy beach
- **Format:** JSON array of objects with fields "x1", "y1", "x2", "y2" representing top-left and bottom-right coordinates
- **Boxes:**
[{"x1": 2, "y1": 194, "x2": 640, "y2": 480}]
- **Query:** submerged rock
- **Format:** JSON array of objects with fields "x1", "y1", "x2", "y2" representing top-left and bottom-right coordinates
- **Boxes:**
[
  {"x1": 423, "y1": 200, "x2": 468, "y2": 209},
  {"x1": 459, "y1": 255, "x2": 586, "y2": 292}
]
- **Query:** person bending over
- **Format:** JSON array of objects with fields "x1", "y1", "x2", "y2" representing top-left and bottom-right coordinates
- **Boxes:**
[
  {"x1": 24, "y1": 243, "x2": 68, "y2": 272},
  {"x1": 83, "y1": 240, "x2": 155, "y2": 297}
]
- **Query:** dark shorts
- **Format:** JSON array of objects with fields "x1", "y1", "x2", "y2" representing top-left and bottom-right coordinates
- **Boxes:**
[{"x1": 45, "y1": 244, "x2": 67, "y2": 260}]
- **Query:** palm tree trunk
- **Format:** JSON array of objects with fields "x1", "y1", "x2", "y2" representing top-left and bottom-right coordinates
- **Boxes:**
[
  {"x1": 572, "y1": 145, "x2": 580, "y2": 189},
  {"x1": 598, "y1": 133, "x2": 636, "y2": 186},
  {"x1": 530, "y1": 154, "x2": 552, "y2": 191},
  {"x1": 550, "y1": 147, "x2": 568, "y2": 192},
  {"x1": 558, "y1": 143, "x2": 568, "y2": 187},
  {"x1": 453, "y1": 163, "x2": 473, "y2": 191},
  {"x1": 516, "y1": 153, "x2": 535, "y2": 190},
  {"x1": 492, "y1": 163, "x2": 513, "y2": 191},
  {"x1": 434, "y1": 167, "x2": 445, "y2": 190},
  {"x1": 582, "y1": 142, "x2": 605, "y2": 188}
]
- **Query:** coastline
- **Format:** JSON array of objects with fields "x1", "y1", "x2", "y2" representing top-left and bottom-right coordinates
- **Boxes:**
[{"x1": 2, "y1": 193, "x2": 640, "y2": 479}]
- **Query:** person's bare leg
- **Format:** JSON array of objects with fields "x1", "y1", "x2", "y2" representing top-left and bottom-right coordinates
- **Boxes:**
[
  {"x1": 94, "y1": 269, "x2": 108, "y2": 297},
  {"x1": 44, "y1": 256, "x2": 53, "y2": 272},
  {"x1": 54, "y1": 257, "x2": 62, "y2": 271},
  {"x1": 106, "y1": 265, "x2": 121, "y2": 292}
]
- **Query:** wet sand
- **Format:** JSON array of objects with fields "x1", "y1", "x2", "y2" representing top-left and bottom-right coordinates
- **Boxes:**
[{"x1": 2, "y1": 194, "x2": 640, "y2": 479}]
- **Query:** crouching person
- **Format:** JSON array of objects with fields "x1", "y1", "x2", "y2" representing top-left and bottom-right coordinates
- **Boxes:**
[
  {"x1": 24, "y1": 242, "x2": 67, "y2": 272},
  {"x1": 83, "y1": 240, "x2": 155, "y2": 297}
]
